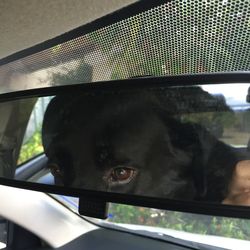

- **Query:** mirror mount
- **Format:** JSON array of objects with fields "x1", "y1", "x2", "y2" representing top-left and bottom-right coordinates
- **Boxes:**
[{"x1": 78, "y1": 196, "x2": 109, "y2": 219}]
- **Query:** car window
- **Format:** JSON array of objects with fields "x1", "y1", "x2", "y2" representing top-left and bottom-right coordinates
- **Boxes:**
[
  {"x1": 18, "y1": 97, "x2": 51, "y2": 165},
  {"x1": 181, "y1": 85, "x2": 250, "y2": 147}
]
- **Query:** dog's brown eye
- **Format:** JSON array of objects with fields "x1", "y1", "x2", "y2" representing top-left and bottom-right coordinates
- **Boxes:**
[
  {"x1": 48, "y1": 163, "x2": 62, "y2": 177},
  {"x1": 107, "y1": 167, "x2": 137, "y2": 185},
  {"x1": 112, "y1": 168, "x2": 132, "y2": 181}
]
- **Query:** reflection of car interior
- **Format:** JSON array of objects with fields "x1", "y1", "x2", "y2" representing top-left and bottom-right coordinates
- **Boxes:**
[
  {"x1": 15, "y1": 155, "x2": 52, "y2": 184},
  {"x1": 15, "y1": 85, "x2": 250, "y2": 203}
]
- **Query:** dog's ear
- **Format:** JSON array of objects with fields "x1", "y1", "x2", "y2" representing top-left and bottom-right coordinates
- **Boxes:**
[
  {"x1": 188, "y1": 124, "x2": 224, "y2": 200},
  {"x1": 165, "y1": 119, "x2": 209, "y2": 200},
  {"x1": 190, "y1": 124, "x2": 212, "y2": 200},
  {"x1": 190, "y1": 143, "x2": 207, "y2": 200},
  {"x1": 192, "y1": 125, "x2": 239, "y2": 202}
]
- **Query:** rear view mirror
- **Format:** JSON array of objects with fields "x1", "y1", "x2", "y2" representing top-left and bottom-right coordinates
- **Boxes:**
[{"x1": 1, "y1": 74, "x2": 250, "y2": 218}]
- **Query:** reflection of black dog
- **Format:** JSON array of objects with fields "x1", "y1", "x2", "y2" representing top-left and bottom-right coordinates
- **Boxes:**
[{"x1": 42, "y1": 88, "x2": 241, "y2": 202}]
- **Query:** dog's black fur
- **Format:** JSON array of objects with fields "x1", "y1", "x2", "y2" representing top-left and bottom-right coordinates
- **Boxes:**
[{"x1": 42, "y1": 88, "x2": 243, "y2": 202}]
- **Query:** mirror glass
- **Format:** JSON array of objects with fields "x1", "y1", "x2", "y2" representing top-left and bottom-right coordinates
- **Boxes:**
[{"x1": 2, "y1": 83, "x2": 250, "y2": 207}]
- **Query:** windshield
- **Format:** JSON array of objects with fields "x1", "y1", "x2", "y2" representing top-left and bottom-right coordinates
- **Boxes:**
[
  {"x1": 0, "y1": 0, "x2": 249, "y2": 93},
  {"x1": 51, "y1": 194, "x2": 250, "y2": 249}
]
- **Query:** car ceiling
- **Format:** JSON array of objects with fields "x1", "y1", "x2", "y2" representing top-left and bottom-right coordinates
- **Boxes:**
[{"x1": 0, "y1": 0, "x2": 137, "y2": 60}]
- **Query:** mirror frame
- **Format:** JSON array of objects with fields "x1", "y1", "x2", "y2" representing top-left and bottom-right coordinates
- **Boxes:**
[{"x1": 0, "y1": 72, "x2": 250, "y2": 219}]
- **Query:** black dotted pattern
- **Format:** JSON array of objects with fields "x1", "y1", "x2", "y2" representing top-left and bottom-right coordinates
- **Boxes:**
[{"x1": 0, "y1": 0, "x2": 249, "y2": 92}]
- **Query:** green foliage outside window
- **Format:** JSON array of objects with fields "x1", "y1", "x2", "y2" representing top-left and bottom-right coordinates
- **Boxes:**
[
  {"x1": 108, "y1": 204, "x2": 250, "y2": 240},
  {"x1": 18, "y1": 130, "x2": 43, "y2": 165}
]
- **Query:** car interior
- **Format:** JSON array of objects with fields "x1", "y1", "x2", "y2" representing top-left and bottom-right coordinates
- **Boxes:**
[{"x1": 0, "y1": 0, "x2": 250, "y2": 250}]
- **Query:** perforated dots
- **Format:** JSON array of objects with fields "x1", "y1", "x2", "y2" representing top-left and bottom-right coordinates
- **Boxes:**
[{"x1": 0, "y1": 0, "x2": 249, "y2": 93}]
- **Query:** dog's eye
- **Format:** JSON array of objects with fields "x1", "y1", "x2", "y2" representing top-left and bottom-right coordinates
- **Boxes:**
[
  {"x1": 106, "y1": 167, "x2": 137, "y2": 185},
  {"x1": 48, "y1": 163, "x2": 62, "y2": 178}
]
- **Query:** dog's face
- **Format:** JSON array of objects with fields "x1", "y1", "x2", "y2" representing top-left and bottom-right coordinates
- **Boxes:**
[
  {"x1": 43, "y1": 91, "x2": 201, "y2": 200},
  {"x1": 42, "y1": 90, "x2": 237, "y2": 201}
]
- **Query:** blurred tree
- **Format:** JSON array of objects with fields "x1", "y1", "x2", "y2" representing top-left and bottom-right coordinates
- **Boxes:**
[
  {"x1": 18, "y1": 130, "x2": 43, "y2": 164},
  {"x1": 108, "y1": 204, "x2": 250, "y2": 240}
]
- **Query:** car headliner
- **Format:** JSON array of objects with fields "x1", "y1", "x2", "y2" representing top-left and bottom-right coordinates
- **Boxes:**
[{"x1": 0, "y1": 0, "x2": 136, "y2": 59}]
